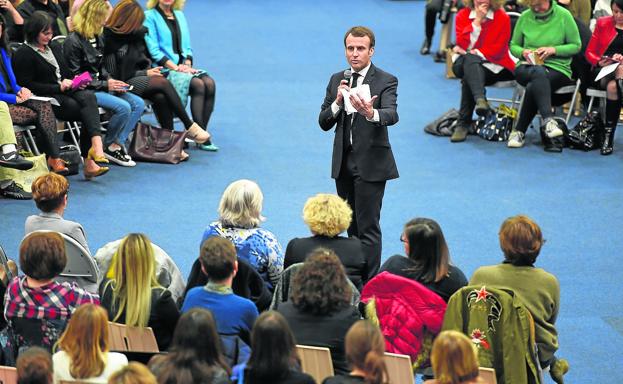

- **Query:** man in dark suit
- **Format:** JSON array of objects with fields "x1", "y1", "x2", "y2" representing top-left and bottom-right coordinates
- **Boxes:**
[{"x1": 318, "y1": 26, "x2": 399, "y2": 279}]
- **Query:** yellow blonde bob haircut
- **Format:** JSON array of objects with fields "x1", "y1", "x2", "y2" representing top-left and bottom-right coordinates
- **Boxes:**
[
  {"x1": 430, "y1": 331, "x2": 480, "y2": 384},
  {"x1": 302, "y1": 193, "x2": 352, "y2": 237},
  {"x1": 73, "y1": 0, "x2": 111, "y2": 39},
  {"x1": 107, "y1": 233, "x2": 161, "y2": 328},
  {"x1": 462, "y1": 0, "x2": 505, "y2": 11},
  {"x1": 146, "y1": 0, "x2": 185, "y2": 10}
]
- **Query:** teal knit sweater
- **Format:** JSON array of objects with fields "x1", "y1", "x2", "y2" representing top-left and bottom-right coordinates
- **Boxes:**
[{"x1": 510, "y1": 3, "x2": 581, "y2": 78}]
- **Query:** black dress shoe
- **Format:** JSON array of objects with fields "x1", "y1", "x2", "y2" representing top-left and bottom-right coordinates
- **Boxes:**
[
  {"x1": 420, "y1": 38, "x2": 431, "y2": 55},
  {"x1": 0, "y1": 151, "x2": 33, "y2": 170},
  {"x1": 0, "y1": 181, "x2": 32, "y2": 200}
]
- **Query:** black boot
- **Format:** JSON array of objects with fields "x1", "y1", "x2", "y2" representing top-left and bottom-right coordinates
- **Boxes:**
[
  {"x1": 603, "y1": 97, "x2": 621, "y2": 155},
  {"x1": 601, "y1": 126, "x2": 615, "y2": 155}
]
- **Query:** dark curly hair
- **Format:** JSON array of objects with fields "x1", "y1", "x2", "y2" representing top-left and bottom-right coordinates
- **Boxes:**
[{"x1": 290, "y1": 248, "x2": 351, "y2": 315}]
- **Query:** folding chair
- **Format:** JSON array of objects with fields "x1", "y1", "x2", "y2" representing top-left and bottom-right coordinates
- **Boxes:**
[
  {"x1": 108, "y1": 322, "x2": 159, "y2": 353},
  {"x1": 13, "y1": 125, "x2": 40, "y2": 155},
  {"x1": 384, "y1": 352, "x2": 415, "y2": 384},
  {"x1": 516, "y1": 78, "x2": 582, "y2": 128},
  {"x1": 296, "y1": 345, "x2": 334, "y2": 384},
  {"x1": 0, "y1": 365, "x2": 16, "y2": 384}
]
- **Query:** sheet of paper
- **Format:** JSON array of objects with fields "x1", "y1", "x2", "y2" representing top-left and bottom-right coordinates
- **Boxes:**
[
  {"x1": 595, "y1": 62, "x2": 619, "y2": 81},
  {"x1": 340, "y1": 84, "x2": 372, "y2": 115},
  {"x1": 30, "y1": 95, "x2": 60, "y2": 106}
]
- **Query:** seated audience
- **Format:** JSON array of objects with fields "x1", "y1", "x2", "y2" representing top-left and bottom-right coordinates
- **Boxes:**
[
  {"x1": 149, "y1": 308, "x2": 231, "y2": 384},
  {"x1": 469, "y1": 215, "x2": 568, "y2": 383},
  {"x1": 423, "y1": 330, "x2": 483, "y2": 384},
  {"x1": 108, "y1": 363, "x2": 157, "y2": 384},
  {"x1": 450, "y1": 0, "x2": 515, "y2": 142},
  {"x1": 13, "y1": 11, "x2": 111, "y2": 179},
  {"x1": 25, "y1": 173, "x2": 90, "y2": 252},
  {"x1": 64, "y1": 0, "x2": 144, "y2": 167},
  {"x1": 143, "y1": 0, "x2": 217, "y2": 150},
  {"x1": 103, "y1": 0, "x2": 206, "y2": 158},
  {"x1": 284, "y1": 193, "x2": 367, "y2": 290},
  {"x1": 0, "y1": 14, "x2": 68, "y2": 175},
  {"x1": 201, "y1": 179, "x2": 284, "y2": 291},
  {"x1": 231, "y1": 311, "x2": 315, "y2": 384},
  {"x1": 0, "y1": 101, "x2": 34, "y2": 200},
  {"x1": 278, "y1": 248, "x2": 360, "y2": 375},
  {"x1": 1, "y1": 0, "x2": 24, "y2": 42},
  {"x1": 16, "y1": 346, "x2": 54, "y2": 384},
  {"x1": 53, "y1": 304, "x2": 128, "y2": 383},
  {"x1": 379, "y1": 218, "x2": 467, "y2": 302},
  {"x1": 4, "y1": 231, "x2": 98, "y2": 353},
  {"x1": 585, "y1": 0, "x2": 623, "y2": 155},
  {"x1": 17, "y1": 0, "x2": 68, "y2": 37},
  {"x1": 322, "y1": 320, "x2": 389, "y2": 384},
  {"x1": 182, "y1": 236, "x2": 258, "y2": 347},
  {"x1": 507, "y1": 0, "x2": 581, "y2": 149},
  {"x1": 99, "y1": 233, "x2": 180, "y2": 351}
]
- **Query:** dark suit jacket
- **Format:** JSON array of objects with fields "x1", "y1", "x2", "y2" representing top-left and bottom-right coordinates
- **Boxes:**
[
  {"x1": 284, "y1": 235, "x2": 367, "y2": 290},
  {"x1": 318, "y1": 63, "x2": 399, "y2": 182}
]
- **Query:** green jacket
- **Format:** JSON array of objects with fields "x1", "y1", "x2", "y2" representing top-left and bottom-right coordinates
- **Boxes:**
[
  {"x1": 442, "y1": 285, "x2": 541, "y2": 384},
  {"x1": 510, "y1": 3, "x2": 581, "y2": 78}
]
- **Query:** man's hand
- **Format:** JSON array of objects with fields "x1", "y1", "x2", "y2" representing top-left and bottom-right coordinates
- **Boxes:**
[
  {"x1": 335, "y1": 79, "x2": 350, "y2": 106},
  {"x1": 349, "y1": 93, "x2": 378, "y2": 120}
]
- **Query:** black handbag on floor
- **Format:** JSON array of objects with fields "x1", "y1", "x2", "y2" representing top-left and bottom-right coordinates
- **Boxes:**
[
  {"x1": 568, "y1": 110, "x2": 603, "y2": 151},
  {"x1": 59, "y1": 145, "x2": 81, "y2": 176},
  {"x1": 476, "y1": 104, "x2": 516, "y2": 142}
]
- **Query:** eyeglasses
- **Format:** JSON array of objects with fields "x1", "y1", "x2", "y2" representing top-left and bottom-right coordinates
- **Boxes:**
[{"x1": 399, "y1": 235, "x2": 407, "y2": 243}]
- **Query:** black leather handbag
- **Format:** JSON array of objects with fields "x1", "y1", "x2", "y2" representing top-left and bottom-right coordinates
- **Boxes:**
[
  {"x1": 59, "y1": 145, "x2": 81, "y2": 176},
  {"x1": 568, "y1": 110, "x2": 603, "y2": 151}
]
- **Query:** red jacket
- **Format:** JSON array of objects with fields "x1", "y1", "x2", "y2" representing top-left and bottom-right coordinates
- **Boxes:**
[
  {"x1": 361, "y1": 272, "x2": 447, "y2": 366},
  {"x1": 455, "y1": 8, "x2": 516, "y2": 71},
  {"x1": 586, "y1": 16, "x2": 618, "y2": 66}
]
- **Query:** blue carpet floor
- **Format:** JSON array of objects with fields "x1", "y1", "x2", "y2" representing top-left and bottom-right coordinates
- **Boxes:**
[{"x1": 1, "y1": 0, "x2": 622, "y2": 381}]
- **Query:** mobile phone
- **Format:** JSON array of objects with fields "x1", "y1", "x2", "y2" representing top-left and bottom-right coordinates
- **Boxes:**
[
  {"x1": 120, "y1": 85, "x2": 134, "y2": 91},
  {"x1": 160, "y1": 68, "x2": 170, "y2": 76}
]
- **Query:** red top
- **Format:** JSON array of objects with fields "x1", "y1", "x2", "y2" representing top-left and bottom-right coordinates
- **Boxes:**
[
  {"x1": 455, "y1": 7, "x2": 516, "y2": 71},
  {"x1": 586, "y1": 16, "x2": 618, "y2": 66}
]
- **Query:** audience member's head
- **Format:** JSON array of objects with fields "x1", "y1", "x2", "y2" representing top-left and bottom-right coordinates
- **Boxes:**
[
  {"x1": 247, "y1": 311, "x2": 299, "y2": 381},
  {"x1": 612, "y1": 0, "x2": 623, "y2": 13},
  {"x1": 146, "y1": 0, "x2": 185, "y2": 10},
  {"x1": 31, "y1": 173, "x2": 69, "y2": 213},
  {"x1": 107, "y1": 362, "x2": 156, "y2": 384},
  {"x1": 24, "y1": 11, "x2": 54, "y2": 46},
  {"x1": 20, "y1": 232, "x2": 67, "y2": 281},
  {"x1": 152, "y1": 308, "x2": 230, "y2": 383},
  {"x1": 199, "y1": 236, "x2": 237, "y2": 283},
  {"x1": 57, "y1": 304, "x2": 110, "y2": 379},
  {"x1": 463, "y1": 0, "x2": 505, "y2": 10},
  {"x1": 291, "y1": 248, "x2": 350, "y2": 315},
  {"x1": 499, "y1": 215, "x2": 544, "y2": 266},
  {"x1": 106, "y1": 0, "x2": 144, "y2": 34},
  {"x1": 218, "y1": 179, "x2": 264, "y2": 229},
  {"x1": 302, "y1": 193, "x2": 352, "y2": 237},
  {"x1": 16, "y1": 347, "x2": 53, "y2": 384},
  {"x1": 108, "y1": 233, "x2": 159, "y2": 327},
  {"x1": 402, "y1": 217, "x2": 450, "y2": 284},
  {"x1": 73, "y1": 0, "x2": 111, "y2": 38},
  {"x1": 344, "y1": 320, "x2": 388, "y2": 384},
  {"x1": 430, "y1": 331, "x2": 480, "y2": 384}
]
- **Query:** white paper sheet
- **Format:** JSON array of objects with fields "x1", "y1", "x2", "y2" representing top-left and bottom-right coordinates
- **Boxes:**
[
  {"x1": 29, "y1": 95, "x2": 60, "y2": 106},
  {"x1": 340, "y1": 84, "x2": 372, "y2": 114},
  {"x1": 595, "y1": 62, "x2": 619, "y2": 82}
]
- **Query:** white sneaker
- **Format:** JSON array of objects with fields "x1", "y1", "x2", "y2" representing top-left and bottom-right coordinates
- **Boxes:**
[
  {"x1": 507, "y1": 131, "x2": 525, "y2": 148},
  {"x1": 544, "y1": 118, "x2": 563, "y2": 138}
]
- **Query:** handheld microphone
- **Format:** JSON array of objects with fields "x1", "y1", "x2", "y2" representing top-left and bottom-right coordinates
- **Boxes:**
[{"x1": 343, "y1": 69, "x2": 352, "y2": 84}]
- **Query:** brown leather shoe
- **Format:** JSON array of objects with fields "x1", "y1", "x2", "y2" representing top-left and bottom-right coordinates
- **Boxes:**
[{"x1": 47, "y1": 157, "x2": 69, "y2": 175}]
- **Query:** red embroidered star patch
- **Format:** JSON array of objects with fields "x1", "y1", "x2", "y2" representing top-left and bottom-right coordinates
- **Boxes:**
[{"x1": 475, "y1": 286, "x2": 489, "y2": 302}]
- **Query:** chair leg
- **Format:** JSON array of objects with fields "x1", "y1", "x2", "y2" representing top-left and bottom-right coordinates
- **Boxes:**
[{"x1": 25, "y1": 129, "x2": 40, "y2": 155}]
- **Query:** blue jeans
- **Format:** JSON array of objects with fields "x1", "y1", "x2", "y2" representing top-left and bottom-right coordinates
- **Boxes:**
[{"x1": 95, "y1": 91, "x2": 145, "y2": 147}]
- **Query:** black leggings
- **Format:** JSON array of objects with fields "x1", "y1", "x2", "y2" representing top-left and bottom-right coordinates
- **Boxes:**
[
  {"x1": 514, "y1": 65, "x2": 574, "y2": 133},
  {"x1": 142, "y1": 76, "x2": 193, "y2": 131},
  {"x1": 52, "y1": 90, "x2": 102, "y2": 157},
  {"x1": 189, "y1": 74, "x2": 216, "y2": 130}
]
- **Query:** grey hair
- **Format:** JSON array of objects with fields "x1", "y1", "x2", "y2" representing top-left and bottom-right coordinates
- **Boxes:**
[{"x1": 218, "y1": 179, "x2": 265, "y2": 228}]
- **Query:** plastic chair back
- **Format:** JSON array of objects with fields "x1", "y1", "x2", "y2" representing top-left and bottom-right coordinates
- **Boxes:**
[
  {"x1": 384, "y1": 352, "x2": 415, "y2": 384},
  {"x1": 0, "y1": 366, "x2": 16, "y2": 384},
  {"x1": 108, "y1": 322, "x2": 159, "y2": 353},
  {"x1": 296, "y1": 345, "x2": 334, "y2": 384}
]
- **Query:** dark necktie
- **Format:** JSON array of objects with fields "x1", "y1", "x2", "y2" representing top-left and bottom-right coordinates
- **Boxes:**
[{"x1": 343, "y1": 72, "x2": 360, "y2": 151}]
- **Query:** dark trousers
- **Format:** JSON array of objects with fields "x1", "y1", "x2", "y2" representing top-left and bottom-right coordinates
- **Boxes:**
[
  {"x1": 514, "y1": 65, "x2": 573, "y2": 133},
  {"x1": 52, "y1": 90, "x2": 102, "y2": 157},
  {"x1": 335, "y1": 150, "x2": 386, "y2": 280},
  {"x1": 425, "y1": 0, "x2": 443, "y2": 41},
  {"x1": 453, "y1": 54, "x2": 514, "y2": 125}
]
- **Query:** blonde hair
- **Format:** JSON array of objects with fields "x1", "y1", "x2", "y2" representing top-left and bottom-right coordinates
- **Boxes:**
[
  {"x1": 302, "y1": 194, "x2": 352, "y2": 237},
  {"x1": 218, "y1": 179, "x2": 264, "y2": 229},
  {"x1": 73, "y1": 0, "x2": 111, "y2": 39},
  {"x1": 345, "y1": 320, "x2": 389, "y2": 384},
  {"x1": 107, "y1": 362, "x2": 157, "y2": 384},
  {"x1": 31, "y1": 173, "x2": 69, "y2": 213},
  {"x1": 106, "y1": 0, "x2": 144, "y2": 34},
  {"x1": 462, "y1": 0, "x2": 505, "y2": 10},
  {"x1": 56, "y1": 304, "x2": 110, "y2": 379},
  {"x1": 107, "y1": 233, "x2": 160, "y2": 328},
  {"x1": 146, "y1": 0, "x2": 185, "y2": 10},
  {"x1": 431, "y1": 331, "x2": 480, "y2": 384}
]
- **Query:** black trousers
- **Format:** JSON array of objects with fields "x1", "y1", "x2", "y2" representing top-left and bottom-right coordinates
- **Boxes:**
[
  {"x1": 335, "y1": 149, "x2": 386, "y2": 280},
  {"x1": 514, "y1": 65, "x2": 573, "y2": 133},
  {"x1": 453, "y1": 54, "x2": 514, "y2": 125},
  {"x1": 52, "y1": 90, "x2": 102, "y2": 157}
]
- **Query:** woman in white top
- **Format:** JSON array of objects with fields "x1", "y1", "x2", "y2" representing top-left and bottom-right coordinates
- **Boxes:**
[{"x1": 53, "y1": 304, "x2": 128, "y2": 384}]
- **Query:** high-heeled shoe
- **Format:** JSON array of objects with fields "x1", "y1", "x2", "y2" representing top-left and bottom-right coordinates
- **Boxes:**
[
  {"x1": 84, "y1": 165, "x2": 109, "y2": 180},
  {"x1": 601, "y1": 126, "x2": 616, "y2": 155},
  {"x1": 186, "y1": 123, "x2": 210, "y2": 144},
  {"x1": 47, "y1": 157, "x2": 69, "y2": 175},
  {"x1": 87, "y1": 147, "x2": 109, "y2": 164}
]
